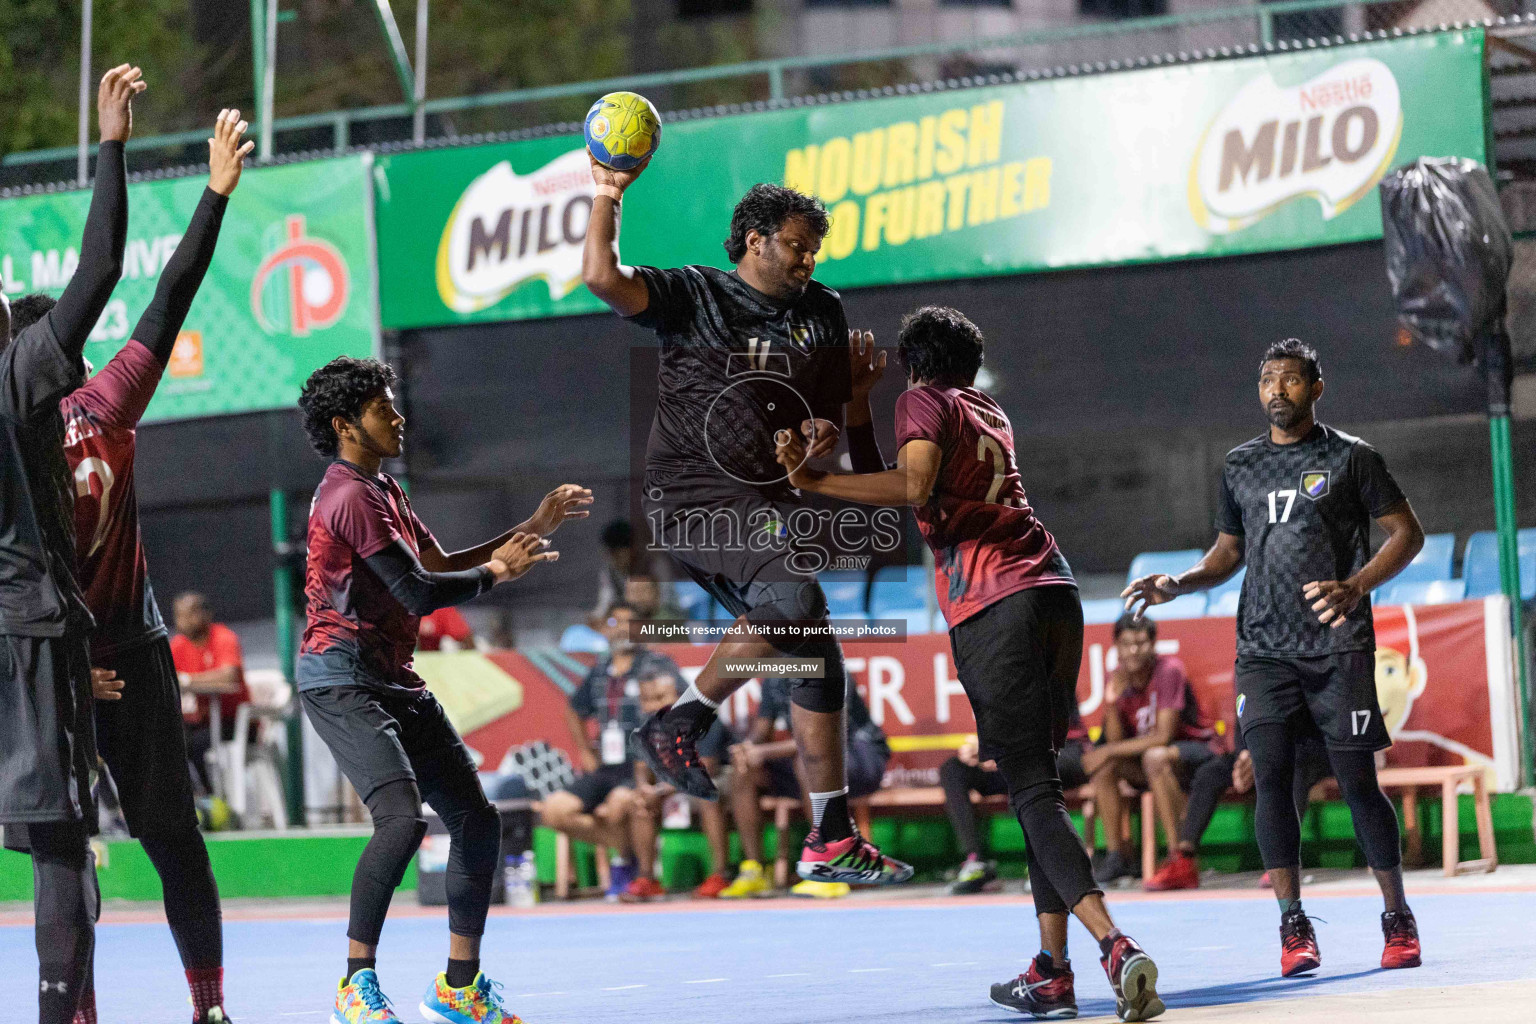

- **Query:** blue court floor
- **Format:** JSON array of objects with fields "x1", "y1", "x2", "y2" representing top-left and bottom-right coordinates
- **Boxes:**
[{"x1": 1, "y1": 881, "x2": 1530, "y2": 1023}]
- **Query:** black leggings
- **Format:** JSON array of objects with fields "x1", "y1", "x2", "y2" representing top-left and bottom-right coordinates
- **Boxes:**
[
  {"x1": 1178, "y1": 736, "x2": 1332, "y2": 849},
  {"x1": 997, "y1": 747, "x2": 1101, "y2": 917},
  {"x1": 31, "y1": 822, "x2": 99, "y2": 1024},
  {"x1": 938, "y1": 756, "x2": 1008, "y2": 858},
  {"x1": 1247, "y1": 720, "x2": 1402, "y2": 871},
  {"x1": 141, "y1": 826, "x2": 223, "y2": 969},
  {"x1": 350, "y1": 778, "x2": 502, "y2": 945}
]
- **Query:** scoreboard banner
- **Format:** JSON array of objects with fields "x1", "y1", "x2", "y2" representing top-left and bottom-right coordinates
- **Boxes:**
[
  {"x1": 372, "y1": 29, "x2": 1487, "y2": 330},
  {"x1": 0, "y1": 154, "x2": 378, "y2": 423}
]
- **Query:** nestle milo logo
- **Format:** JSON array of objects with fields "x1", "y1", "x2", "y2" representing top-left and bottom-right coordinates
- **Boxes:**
[{"x1": 1190, "y1": 58, "x2": 1402, "y2": 233}]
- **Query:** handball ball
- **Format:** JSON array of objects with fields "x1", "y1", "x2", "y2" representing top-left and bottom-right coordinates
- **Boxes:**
[{"x1": 584, "y1": 91, "x2": 661, "y2": 171}]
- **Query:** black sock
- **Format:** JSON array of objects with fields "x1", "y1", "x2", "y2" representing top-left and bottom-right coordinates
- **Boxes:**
[
  {"x1": 662, "y1": 695, "x2": 716, "y2": 731},
  {"x1": 346, "y1": 957, "x2": 376, "y2": 982},
  {"x1": 814, "y1": 790, "x2": 852, "y2": 842},
  {"x1": 446, "y1": 958, "x2": 480, "y2": 988},
  {"x1": 1097, "y1": 928, "x2": 1123, "y2": 960}
]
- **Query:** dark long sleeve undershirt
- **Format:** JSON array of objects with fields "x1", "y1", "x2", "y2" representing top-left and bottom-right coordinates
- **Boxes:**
[
  {"x1": 363, "y1": 540, "x2": 495, "y2": 616},
  {"x1": 47, "y1": 141, "x2": 128, "y2": 362},
  {"x1": 846, "y1": 422, "x2": 890, "y2": 473},
  {"x1": 136, "y1": 187, "x2": 229, "y2": 366}
]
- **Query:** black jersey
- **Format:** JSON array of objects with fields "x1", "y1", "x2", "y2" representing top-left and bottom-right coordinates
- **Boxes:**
[
  {"x1": 628, "y1": 265, "x2": 851, "y2": 508},
  {"x1": 1216, "y1": 423, "x2": 1406, "y2": 657}
]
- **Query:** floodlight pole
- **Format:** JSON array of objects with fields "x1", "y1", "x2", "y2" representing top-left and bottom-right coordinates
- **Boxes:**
[
  {"x1": 413, "y1": 0, "x2": 429, "y2": 144},
  {"x1": 261, "y1": 0, "x2": 278, "y2": 159},
  {"x1": 77, "y1": 0, "x2": 92, "y2": 186}
]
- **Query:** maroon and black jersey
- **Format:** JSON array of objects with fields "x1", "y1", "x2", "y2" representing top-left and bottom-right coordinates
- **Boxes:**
[
  {"x1": 895, "y1": 385, "x2": 1073, "y2": 629},
  {"x1": 60, "y1": 340, "x2": 166, "y2": 659},
  {"x1": 299, "y1": 460, "x2": 436, "y2": 691}
]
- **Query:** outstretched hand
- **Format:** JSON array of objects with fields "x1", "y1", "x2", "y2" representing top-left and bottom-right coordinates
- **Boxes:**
[
  {"x1": 208, "y1": 108, "x2": 255, "y2": 196},
  {"x1": 774, "y1": 428, "x2": 820, "y2": 491},
  {"x1": 1121, "y1": 574, "x2": 1179, "y2": 620},
  {"x1": 98, "y1": 64, "x2": 146, "y2": 143},
  {"x1": 489, "y1": 532, "x2": 559, "y2": 583},
  {"x1": 849, "y1": 329, "x2": 886, "y2": 399},
  {"x1": 527, "y1": 484, "x2": 594, "y2": 537}
]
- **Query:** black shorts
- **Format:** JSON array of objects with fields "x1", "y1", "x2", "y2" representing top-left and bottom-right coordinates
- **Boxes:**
[
  {"x1": 301, "y1": 684, "x2": 489, "y2": 813},
  {"x1": 1057, "y1": 741, "x2": 1089, "y2": 790},
  {"x1": 563, "y1": 764, "x2": 633, "y2": 814},
  {"x1": 1235, "y1": 651, "x2": 1390, "y2": 751},
  {"x1": 94, "y1": 637, "x2": 198, "y2": 837},
  {"x1": 949, "y1": 585, "x2": 1083, "y2": 769},
  {"x1": 0, "y1": 633, "x2": 96, "y2": 841}
]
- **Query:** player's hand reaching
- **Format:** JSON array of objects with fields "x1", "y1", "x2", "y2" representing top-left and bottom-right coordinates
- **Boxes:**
[
  {"x1": 801, "y1": 418, "x2": 840, "y2": 460},
  {"x1": 1231, "y1": 749, "x2": 1254, "y2": 793},
  {"x1": 208, "y1": 108, "x2": 255, "y2": 196},
  {"x1": 849, "y1": 329, "x2": 886, "y2": 400},
  {"x1": 489, "y1": 532, "x2": 558, "y2": 583},
  {"x1": 774, "y1": 428, "x2": 822, "y2": 491},
  {"x1": 91, "y1": 668, "x2": 124, "y2": 702},
  {"x1": 526, "y1": 484, "x2": 594, "y2": 537},
  {"x1": 588, "y1": 152, "x2": 651, "y2": 194},
  {"x1": 1121, "y1": 574, "x2": 1180, "y2": 620},
  {"x1": 98, "y1": 64, "x2": 146, "y2": 143},
  {"x1": 1303, "y1": 578, "x2": 1365, "y2": 628}
]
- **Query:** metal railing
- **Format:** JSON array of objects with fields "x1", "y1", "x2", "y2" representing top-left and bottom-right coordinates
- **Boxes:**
[{"x1": 0, "y1": 0, "x2": 1513, "y2": 187}]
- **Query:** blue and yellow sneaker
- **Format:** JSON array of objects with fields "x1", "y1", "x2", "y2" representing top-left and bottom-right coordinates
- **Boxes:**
[
  {"x1": 332, "y1": 969, "x2": 398, "y2": 1024},
  {"x1": 420, "y1": 971, "x2": 523, "y2": 1024}
]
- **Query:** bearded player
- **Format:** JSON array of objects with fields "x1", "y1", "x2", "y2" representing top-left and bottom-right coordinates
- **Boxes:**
[
  {"x1": 776, "y1": 307, "x2": 1163, "y2": 1022},
  {"x1": 582, "y1": 158, "x2": 911, "y2": 886}
]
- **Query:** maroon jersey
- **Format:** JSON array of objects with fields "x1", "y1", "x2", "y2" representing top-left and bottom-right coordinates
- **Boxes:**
[
  {"x1": 895, "y1": 385, "x2": 1073, "y2": 628},
  {"x1": 299, "y1": 460, "x2": 436, "y2": 691},
  {"x1": 60, "y1": 340, "x2": 166, "y2": 659},
  {"x1": 1113, "y1": 655, "x2": 1218, "y2": 745}
]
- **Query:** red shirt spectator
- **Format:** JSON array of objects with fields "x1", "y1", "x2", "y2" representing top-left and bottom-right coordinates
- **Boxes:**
[
  {"x1": 1114, "y1": 655, "x2": 1216, "y2": 745},
  {"x1": 417, "y1": 606, "x2": 475, "y2": 652},
  {"x1": 171, "y1": 593, "x2": 248, "y2": 729}
]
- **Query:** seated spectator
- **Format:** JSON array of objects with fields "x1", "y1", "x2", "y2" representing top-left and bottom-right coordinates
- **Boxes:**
[
  {"x1": 624, "y1": 572, "x2": 683, "y2": 623},
  {"x1": 721, "y1": 678, "x2": 889, "y2": 900},
  {"x1": 590, "y1": 519, "x2": 636, "y2": 624},
  {"x1": 1089, "y1": 614, "x2": 1222, "y2": 884},
  {"x1": 539, "y1": 604, "x2": 678, "y2": 901},
  {"x1": 630, "y1": 671, "x2": 733, "y2": 899},
  {"x1": 943, "y1": 703, "x2": 1092, "y2": 895},
  {"x1": 417, "y1": 606, "x2": 479, "y2": 652},
  {"x1": 170, "y1": 592, "x2": 248, "y2": 795}
]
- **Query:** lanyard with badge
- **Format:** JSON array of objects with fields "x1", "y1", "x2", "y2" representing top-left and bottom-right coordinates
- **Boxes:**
[{"x1": 600, "y1": 670, "x2": 635, "y2": 766}]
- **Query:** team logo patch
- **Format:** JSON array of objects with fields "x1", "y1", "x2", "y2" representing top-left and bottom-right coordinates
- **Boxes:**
[
  {"x1": 1236, "y1": 693, "x2": 1247, "y2": 718},
  {"x1": 1300, "y1": 471, "x2": 1330, "y2": 500}
]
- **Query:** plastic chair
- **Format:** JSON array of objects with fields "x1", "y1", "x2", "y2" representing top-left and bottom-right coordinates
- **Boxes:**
[
  {"x1": 1125, "y1": 549, "x2": 1204, "y2": 586},
  {"x1": 212, "y1": 668, "x2": 290, "y2": 830},
  {"x1": 1142, "y1": 593, "x2": 1207, "y2": 621},
  {"x1": 1395, "y1": 533, "x2": 1456, "y2": 584},
  {"x1": 885, "y1": 606, "x2": 934, "y2": 635},
  {"x1": 1208, "y1": 565, "x2": 1245, "y2": 602},
  {"x1": 1081, "y1": 598, "x2": 1125, "y2": 625},
  {"x1": 870, "y1": 573, "x2": 930, "y2": 618},
  {"x1": 1381, "y1": 578, "x2": 1467, "y2": 606},
  {"x1": 672, "y1": 580, "x2": 714, "y2": 619},
  {"x1": 1462, "y1": 529, "x2": 1536, "y2": 600},
  {"x1": 558, "y1": 623, "x2": 609, "y2": 654},
  {"x1": 819, "y1": 572, "x2": 868, "y2": 618}
]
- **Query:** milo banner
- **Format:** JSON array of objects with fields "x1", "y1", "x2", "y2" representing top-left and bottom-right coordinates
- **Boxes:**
[
  {"x1": 0, "y1": 155, "x2": 378, "y2": 422},
  {"x1": 425, "y1": 597, "x2": 1522, "y2": 795},
  {"x1": 373, "y1": 29, "x2": 1487, "y2": 330}
]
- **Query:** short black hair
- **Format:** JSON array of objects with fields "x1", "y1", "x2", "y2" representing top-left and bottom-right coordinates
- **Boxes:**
[
  {"x1": 9, "y1": 293, "x2": 57, "y2": 339},
  {"x1": 601, "y1": 519, "x2": 633, "y2": 550},
  {"x1": 298, "y1": 356, "x2": 397, "y2": 458},
  {"x1": 897, "y1": 305, "x2": 985, "y2": 386},
  {"x1": 1261, "y1": 338, "x2": 1321, "y2": 383},
  {"x1": 1113, "y1": 612, "x2": 1157, "y2": 640},
  {"x1": 723, "y1": 184, "x2": 829, "y2": 264}
]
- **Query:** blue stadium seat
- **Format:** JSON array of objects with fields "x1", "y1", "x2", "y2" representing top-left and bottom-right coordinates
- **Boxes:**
[
  {"x1": 887, "y1": 606, "x2": 935, "y2": 636},
  {"x1": 819, "y1": 572, "x2": 868, "y2": 618},
  {"x1": 870, "y1": 571, "x2": 930, "y2": 618},
  {"x1": 1395, "y1": 532, "x2": 1456, "y2": 584},
  {"x1": 1082, "y1": 598, "x2": 1125, "y2": 625},
  {"x1": 1380, "y1": 578, "x2": 1467, "y2": 607},
  {"x1": 1142, "y1": 593, "x2": 1207, "y2": 621},
  {"x1": 1208, "y1": 565, "x2": 1245, "y2": 601},
  {"x1": 558, "y1": 623, "x2": 608, "y2": 653},
  {"x1": 1125, "y1": 549, "x2": 1204, "y2": 586},
  {"x1": 1462, "y1": 529, "x2": 1536, "y2": 600},
  {"x1": 672, "y1": 579, "x2": 714, "y2": 619},
  {"x1": 1207, "y1": 589, "x2": 1241, "y2": 617}
]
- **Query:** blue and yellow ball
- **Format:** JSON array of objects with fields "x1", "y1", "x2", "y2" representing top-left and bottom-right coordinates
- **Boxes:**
[{"x1": 584, "y1": 91, "x2": 662, "y2": 171}]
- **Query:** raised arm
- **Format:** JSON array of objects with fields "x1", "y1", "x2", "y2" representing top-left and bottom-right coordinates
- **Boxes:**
[
  {"x1": 137, "y1": 110, "x2": 252, "y2": 366},
  {"x1": 844, "y1": 329, "x2": 890, "y2": 473},
  {"x1": 580, "y1": 156, "x2": 652, "y2": 316}
]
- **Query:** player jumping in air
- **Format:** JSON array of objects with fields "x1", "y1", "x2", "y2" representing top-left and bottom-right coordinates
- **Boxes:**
[
  {"x1": 296, "y1": 357, "x2": 591, "y2": 1024},
  {"x1": 581, "y1": 159, "x2": 912, "y2": 885},
  {"x1": 1123, "y1": 338, "x2": 1425, "y2": 977},
  {"x1": 0, "y1": 64, "x2": 143, "y2": 1024},
  {"x1": 775, "y1": 307, "x2": 1164, "y2": 1022}
]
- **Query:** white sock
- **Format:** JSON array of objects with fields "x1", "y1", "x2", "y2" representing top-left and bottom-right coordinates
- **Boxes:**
[
  {"x1": 671, "y1": 682, "x2": 719, "y2": 712},
  {"x1": 809, "y1": 787, "x2": 848, "y2": 830}
]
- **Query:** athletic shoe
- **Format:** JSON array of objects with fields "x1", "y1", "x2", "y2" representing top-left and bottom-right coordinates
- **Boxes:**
[
  {"x1": 791, "y1": 879, "x2": 851, "y2": 898},
  {"x1": 420, "y1": 971, "x2": 522, "y2": 1024},
  {"x1": 194, "y1": 1010, "x2": 232, "y2": 1024},
  {"x1": 1099, "y1": 934, "x2": 1164, "y2": 1022},
  {"x1": 1143, "y1": 854, "x2": 1199, "y2": 892},
  {"x1": 949, "y1": 855, "x2": 998, "y2": 895},
  {"x1": 332, "y1": 969, "x2": 398, "y2": 1024},
  {"x1": 797, "y1": 827, "x2": 914, "y2": 885},
  {"x1": 629, "y1": 708, "x2": 717, "y2": 800},
  {"x1": 693, "y1": 872, "x2": 730, "y2": 899},
  {"x1": 719, "y1": 860, "x2": 773, "y2": 899},
  {"x1": 620, "y1": 876, "x2": 666, "y2": 903},
  {"x1": 989, "y1": 951, "x2": 1078, "y2": 1018},
  {"x1": 1380, "y1": 910, "x2": 1422, "y2": 969},
  {"x1": 1259, "y1": 871, "x2": 1272, "y2": 888},
  {"x1": 1093, "y1": 850, "x2": 1140, "y2": 885},
  {"x1": 1279, "y1": 907, "x2": 1321, "y2": 977},
  {"x1": 605, "y1": 859, "x2": 635, "y2": 902}
]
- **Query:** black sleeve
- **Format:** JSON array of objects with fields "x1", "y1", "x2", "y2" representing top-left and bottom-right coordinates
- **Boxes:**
[
  {"x1": 1215, "y1": 470, "x2": 1245, "y2": 537},
  {"x1": 569, "y1": 670, "x2": 597, "y2": 719},
  {"x1": 624, "y1": 266, "x2": 695, "y2": 332},
  {"x1": 48, "y1": 141, "x2": 128, "y2": 361},
  {"x1": 362, "y1": 539, "x2": 495, "y2": 615},
  {"x1": 810, "y1": 300, "x2": 853, "y2": 424},
  {"x1": 1350, "y1": 443, "x2": 1408, "y2": 518},
  {"x1": 135, "y1": 188, "x2": 229, "y2": 366},
  {"x1": 845, "y1": 422, "x2": 890, "y2": 473}
]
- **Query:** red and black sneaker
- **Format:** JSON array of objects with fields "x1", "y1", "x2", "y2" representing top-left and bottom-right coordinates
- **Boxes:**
[
  {"x1": 1279, "y1": 906, "x2": 1321, "y2": 977},
  {"x1": 1380, "y1": 910, "x2": 1422, "y2": 969},
  {"x1": 629, "y1": 707, "x2": 717, "y2": 801},
  {"x1": 1143, "y1": 854, "x2": 1199, "y2": 892},
  {"x1": 1099, "y1": 934, "x2": 1163, "y2": 1022},
  {"x1": 990, "y1": 952, "x2": 1078, "y2": 1019},
  {"x1": 797, "y1": 827, "x2": 914, "y2": 885}
]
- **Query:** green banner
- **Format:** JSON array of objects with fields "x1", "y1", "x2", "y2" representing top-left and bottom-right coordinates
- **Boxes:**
[
  {"x1": 374, "y1": 29, "x2": 1487, "y2": 330},
  {"x1": 0, "y1": 155, "x2": 378, "y2": 422}
]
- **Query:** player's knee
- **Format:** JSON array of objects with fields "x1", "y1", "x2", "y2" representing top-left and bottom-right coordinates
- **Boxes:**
[
  {"x1": 454, "y1": 804, "x2": 502, "y2": 877},
  {"x1": 1142, "y1": 746, "x2": 1171, "y2": 775}
]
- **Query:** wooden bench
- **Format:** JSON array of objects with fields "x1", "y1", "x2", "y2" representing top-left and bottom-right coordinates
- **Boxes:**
[{"x1": 1136, "y1": 764, "x2": 1497, "y2": 879}]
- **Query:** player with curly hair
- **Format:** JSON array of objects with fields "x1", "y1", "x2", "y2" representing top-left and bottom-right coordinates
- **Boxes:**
[{"x1": 295, "y1": 356, "x2": 592, "y2": 1023}]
